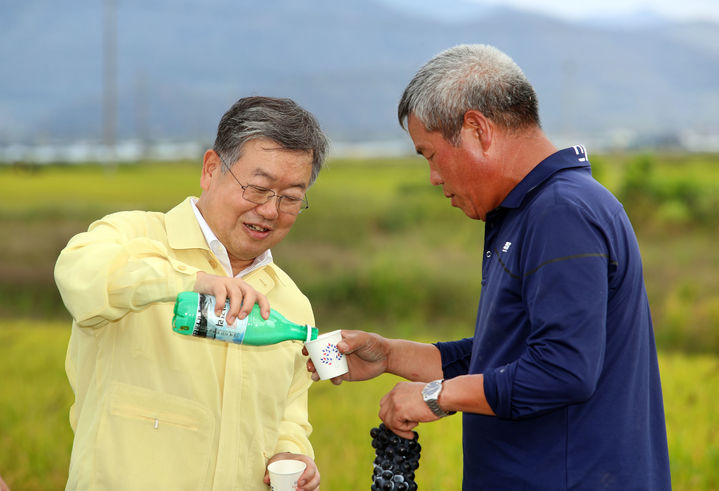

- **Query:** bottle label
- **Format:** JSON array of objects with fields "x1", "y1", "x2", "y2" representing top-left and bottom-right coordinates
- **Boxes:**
[{"x1": 196, "y1": 294, "x2": 248, "y2": 344}]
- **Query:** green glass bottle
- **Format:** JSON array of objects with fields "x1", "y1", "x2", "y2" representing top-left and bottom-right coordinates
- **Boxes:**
[{"x1": 172, "y1": 292, "x2": 318, "y2": 345}]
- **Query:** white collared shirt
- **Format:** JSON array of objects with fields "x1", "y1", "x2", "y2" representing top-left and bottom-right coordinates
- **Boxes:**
[{"x1": 190, "y1": 198, "x2": 272, "y2": 278}]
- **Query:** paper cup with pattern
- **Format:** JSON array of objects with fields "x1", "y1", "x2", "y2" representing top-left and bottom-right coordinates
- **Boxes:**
[
  {"x1": 268, "y1": 459, "x2": 306, "y2": 491},
  {"x1": 304, "y1": 330, "x2": 348, "y2": 380}
]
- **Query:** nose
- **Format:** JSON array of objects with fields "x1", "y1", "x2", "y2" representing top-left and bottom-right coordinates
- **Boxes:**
[
  {"x1": 255, "y1": 197, "x2": 280, "y2": 219},
  {"x1": 429, "y1": 168, "x2": 443, "y2": 187}
]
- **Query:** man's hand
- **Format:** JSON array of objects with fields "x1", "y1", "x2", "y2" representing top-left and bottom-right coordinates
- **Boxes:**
[
  {"x1": 263, "y1": 452, "x2": 320, "y2": 491},
  {"x1": 379, "y1": 381, "x2": 439, "y2": 439},
  {"x1": 303, "y1": 330, "x2": 390, "y2": 385},
  {"x1": 193, "y1": 271, "x2": 270, "y2": 325}
]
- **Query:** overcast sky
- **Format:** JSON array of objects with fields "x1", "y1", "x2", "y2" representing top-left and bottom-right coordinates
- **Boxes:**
[
  {"x1": 483, "y1": 0, "x2": 719, "y2": 22},
  {"x1": 379, "y1": 0, "x2": 719, "y2": 23}
]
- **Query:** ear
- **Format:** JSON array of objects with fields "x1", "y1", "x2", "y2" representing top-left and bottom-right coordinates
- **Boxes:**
[
  {"x1": 462, "y1": 110, "x2": 493, "y2": 152},
  {"x1": 200, "y1": 149, "x2": 221, "y2": 191}
]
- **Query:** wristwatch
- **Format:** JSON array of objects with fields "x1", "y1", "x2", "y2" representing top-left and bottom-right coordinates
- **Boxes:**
[{"x1": 422, "y1": 379, "x2": 455, "y2": 418}]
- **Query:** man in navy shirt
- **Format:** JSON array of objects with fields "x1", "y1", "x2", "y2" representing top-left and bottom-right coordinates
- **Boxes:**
[{"x1": 307, "y1": 44, "x2": 671, "y2": 489}]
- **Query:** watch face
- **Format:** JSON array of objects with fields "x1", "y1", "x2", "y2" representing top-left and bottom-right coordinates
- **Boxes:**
[
  {"x1": 423, "y1": 379, "x2": 453, "y2": 418},
  {"x1": 423, "y1": 380, "x2": 441, "y2": 399}
]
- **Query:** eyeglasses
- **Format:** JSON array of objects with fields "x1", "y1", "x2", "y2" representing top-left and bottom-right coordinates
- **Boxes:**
[{"x1": 217, "y1": 153, "x2": 309, "y2": 215}]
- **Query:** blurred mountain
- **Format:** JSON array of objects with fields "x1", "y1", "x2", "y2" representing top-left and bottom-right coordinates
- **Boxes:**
[{"x1": 1, "y1": 0, "x2": 718, "y2": 150}]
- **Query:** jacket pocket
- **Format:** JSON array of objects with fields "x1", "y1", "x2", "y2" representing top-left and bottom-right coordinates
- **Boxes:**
[{"x1": 95, "y1": 382, "x2": 215, "y2": 490}]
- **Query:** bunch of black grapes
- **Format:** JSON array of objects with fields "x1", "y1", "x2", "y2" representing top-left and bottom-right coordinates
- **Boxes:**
[{"x1": 370, "y1": 423, "x2": 421, "y2": 490}]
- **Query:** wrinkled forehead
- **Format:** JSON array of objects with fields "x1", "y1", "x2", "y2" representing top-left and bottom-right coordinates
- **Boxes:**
[{"x1": 233, "y1": 141, "x2": 313, "y2": 189}]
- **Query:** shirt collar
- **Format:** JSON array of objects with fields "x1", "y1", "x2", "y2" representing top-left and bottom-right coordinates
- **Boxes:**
[
  {"x1": 190, "y1": 198, "x2": 273, "y2": 278},
  {"x1": 499, "y1": 145, "x2": 591, "y2": 211}
]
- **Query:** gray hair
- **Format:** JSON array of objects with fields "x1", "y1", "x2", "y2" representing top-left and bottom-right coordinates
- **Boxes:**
[
  {"x1": 398, "y1": 44, "x2": 540, "y2": 144},
  {"x1": 214, "y1": 96, "x2": 329, "y2": 186}
]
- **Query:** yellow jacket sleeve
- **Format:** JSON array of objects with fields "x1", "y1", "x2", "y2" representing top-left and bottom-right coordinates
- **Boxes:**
[
  {"x1": 274, "y1": 346, "x2": 315, "y2": 457},
  {"x1": 55, "y1": 211, "x2": 199, "y2": 328}
]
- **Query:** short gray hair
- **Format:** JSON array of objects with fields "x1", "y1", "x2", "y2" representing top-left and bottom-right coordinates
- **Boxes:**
[
  {"x1": 398, "y1": 44, "x2": 540, "y2": 144},
  {"x1": 214, "y1": 96, "x2": 329, "y2": 186}
]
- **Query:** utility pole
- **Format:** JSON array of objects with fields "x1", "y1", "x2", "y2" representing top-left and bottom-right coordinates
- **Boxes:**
[
  {"x1": 103, "y1": 0, "x2": 117, "y2": 166},
  {"x1": 560, "y1": 57, "x2": 576, "y2": 145},
  {"x1": 135, "y1": 68, "x2": 150, "y2": 160}
]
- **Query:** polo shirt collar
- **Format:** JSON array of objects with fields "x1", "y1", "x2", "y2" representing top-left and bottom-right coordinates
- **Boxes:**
[{"x1": 499, "y1": 145, "x2": 591, "y2": 210}]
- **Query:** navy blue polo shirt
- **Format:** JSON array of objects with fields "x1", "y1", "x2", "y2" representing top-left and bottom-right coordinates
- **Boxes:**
[{"x1": 436, "y1": 147, "x2": 670, "y2": 490}]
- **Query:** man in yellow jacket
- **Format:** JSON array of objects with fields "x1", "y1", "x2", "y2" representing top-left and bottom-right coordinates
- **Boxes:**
[{"x1": 54, "y1": 96, "x2": 328, "y2": 490}]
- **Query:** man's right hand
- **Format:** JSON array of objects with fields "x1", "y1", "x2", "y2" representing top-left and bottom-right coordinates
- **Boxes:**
[
  {"x1": 304, "y1": 330, "x2": 390, "y2": 385},
  {"x1": 193, "y1": 271, "x2": 270, "y2": 325},
  {"x1": 0, "y1": 473, "x2": 10, "y2": 491}
]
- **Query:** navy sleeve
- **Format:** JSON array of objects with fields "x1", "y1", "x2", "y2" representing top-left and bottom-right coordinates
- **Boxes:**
[
  {"x1": 484, "y1": 202, "x2": 611, "y2": 419},
  {"x1": 434, "y1": 337, "x2": 473, "y2": 379}
]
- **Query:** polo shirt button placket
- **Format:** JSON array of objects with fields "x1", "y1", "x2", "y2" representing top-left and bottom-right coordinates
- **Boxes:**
[{"x1": 482, "y1": 249, "x2": 492, "y2": 286}]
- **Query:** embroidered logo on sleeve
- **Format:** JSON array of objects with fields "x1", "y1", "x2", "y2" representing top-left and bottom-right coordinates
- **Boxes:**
[{"x1": 502, "y1": 241, "x2": 512, "y2": 253}]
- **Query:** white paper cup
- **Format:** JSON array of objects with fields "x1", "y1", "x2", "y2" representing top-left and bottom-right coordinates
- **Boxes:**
[
  {"x1": 304, "y1": 329, "x2": 349, "y2": 380},
  {"x1": 268, "y1": 459, "x2": 307, "y2": 491}
]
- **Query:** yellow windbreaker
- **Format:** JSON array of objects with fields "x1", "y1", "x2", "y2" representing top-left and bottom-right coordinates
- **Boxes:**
[{"x1": 54, "y1": 197, "x2": 314, "y2": 490}]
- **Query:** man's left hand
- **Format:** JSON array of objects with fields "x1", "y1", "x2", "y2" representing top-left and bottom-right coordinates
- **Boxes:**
[
  {"x1": 263, "y1": 452, "x2": 320, "y2": 491},
  {"x1": 379, "y1": 381, "x2": 439, "y2": 439}
]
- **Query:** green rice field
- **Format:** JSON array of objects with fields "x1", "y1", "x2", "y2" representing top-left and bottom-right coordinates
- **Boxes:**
[
  {"x1": 0, "y1": 323, "x2": 716, "y2": 489},
  {"x1": 1, "y1": 153, "x2": 718, "y2": 489}
]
